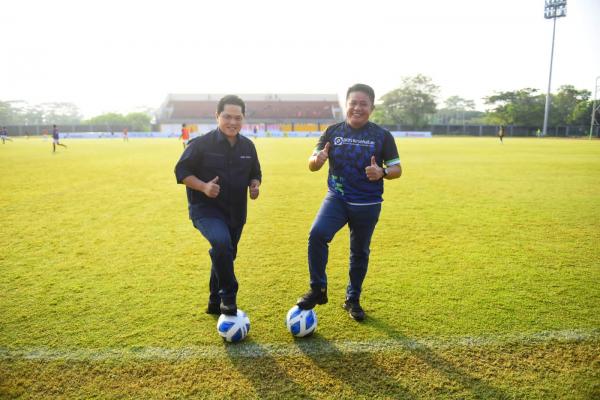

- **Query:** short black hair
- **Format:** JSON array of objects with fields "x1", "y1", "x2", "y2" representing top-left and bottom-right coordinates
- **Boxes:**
[
  {"x1": 346, "y1": 83, "x2": 375, "y2": 105},
  {"x1": 217, "y1": 95, "x2": 245, "y2": 116}
]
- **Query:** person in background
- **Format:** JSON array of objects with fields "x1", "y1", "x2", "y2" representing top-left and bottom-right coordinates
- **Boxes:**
[
  {"x1": 180, "y1": 123, "x2": 190, "y2": 148},
  {"x1": 52, "y1": 125, "x2": 67, "y2": 153},
  {"x1": 1, "y1": 127, "x2": 13, "y2": 144}
]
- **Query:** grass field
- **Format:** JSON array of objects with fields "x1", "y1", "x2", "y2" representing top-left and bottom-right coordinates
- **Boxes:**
[{"x1": 1, "y1": 137, "x2": 599, "y2": 399}]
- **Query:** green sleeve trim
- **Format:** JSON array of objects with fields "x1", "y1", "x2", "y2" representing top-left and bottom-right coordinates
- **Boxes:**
[{"x1": 385, "y1": 158, "x2": 401, "y2": 166}]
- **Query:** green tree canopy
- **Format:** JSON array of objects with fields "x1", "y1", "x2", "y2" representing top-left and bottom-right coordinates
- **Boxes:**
[
  {"x1": 552, "y1": 85, "x2": 590, "y2": 125},
  {"x1": 124, "y1": 112, "x2": 152, "y2": 132},
  {"x1": 484, "y1": 86, "x2": 592, "y2": 127},
  {"x1": 433, "y1": 96, "x2": 483, "y2": 124},
  {"x1": 378, "y1": 74, "x2": 439, "y2": 128},
  {"x1": 484, "y1": 88, "x2": 545, "y2": 126},
  {"x1": 85, "y1": 112, "x2": 128, "y2": 126},
  {"x1": 0, "y1": 101, "x2": 15, "y2": 124},
  {"x1": 39, "y1": 102, "x2": 82, "y2": 124},
  {"x1": 0, "y1": 101, "x2": 82, "y2": 125},
  {"x1": 84, "y1": 112, "x2": 152, "y2": 131}
]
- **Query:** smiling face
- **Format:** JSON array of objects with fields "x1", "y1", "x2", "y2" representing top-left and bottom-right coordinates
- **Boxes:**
[
  {"x1": 216, "y1": 104, "x2": 244, "y2": 140},
  {"x1": 345, "y1": 91, "x2": 374, "y2": 129}
]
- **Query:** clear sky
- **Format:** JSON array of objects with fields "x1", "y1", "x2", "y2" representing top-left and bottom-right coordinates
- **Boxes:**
[{"x1": 2, "y1": 0, "x2": 599, "y2": 118}]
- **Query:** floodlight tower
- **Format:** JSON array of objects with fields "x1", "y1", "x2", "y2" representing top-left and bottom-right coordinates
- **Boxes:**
[
  {"x1": 590, "y1": 76, "x2": 600, "y2": 140},
  {"x1": 542, "y1": 0, "x2": 567, "y2": 137}
]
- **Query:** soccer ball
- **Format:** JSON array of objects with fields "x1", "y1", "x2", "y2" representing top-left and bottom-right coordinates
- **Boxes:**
[
  {"x1": 285, "y1": 305, "x2": 317, "y2": 337},
  {"x1": 217, "y1": 310, "x2": 250, "y2": 343}
]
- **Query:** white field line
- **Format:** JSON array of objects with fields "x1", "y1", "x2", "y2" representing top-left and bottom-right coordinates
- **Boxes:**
[{"x1": 0, "y1": 329, "x2": 598, "y2": 361}]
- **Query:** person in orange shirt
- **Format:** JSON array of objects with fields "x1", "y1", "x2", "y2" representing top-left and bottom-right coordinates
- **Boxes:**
[
  {"x1": 123, "y1": 127, "x2": 129, "y2": 142},
  {"x1": 180, "y1": 123, "x2": 190, "y2": 148}
]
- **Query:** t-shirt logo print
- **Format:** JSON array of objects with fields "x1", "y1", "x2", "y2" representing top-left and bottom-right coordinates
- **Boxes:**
[{"x1": 334, "y1": 137, "x2": 343, "y2": 146}]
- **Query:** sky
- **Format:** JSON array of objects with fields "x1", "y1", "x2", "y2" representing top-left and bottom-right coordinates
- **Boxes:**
[{"x1": 2, "y1": 0, "x2": 599, "y2": 118}]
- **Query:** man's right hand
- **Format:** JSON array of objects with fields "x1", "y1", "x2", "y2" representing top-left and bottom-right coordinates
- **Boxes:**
[
  {"x1": 203, "y1": 176, "x2": 220, "y2": 198},
  {"x1": 315, "y1": 142, "x2": 331, "y2": 167}
]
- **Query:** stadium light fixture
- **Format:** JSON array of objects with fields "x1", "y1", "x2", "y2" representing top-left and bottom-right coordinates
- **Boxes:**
[
  {"x1": 590, "y1": 76, "x2": 600, "y2": 140},
  {"x1": 542, "y1": 0, "x2": 567, "y2": 137}
]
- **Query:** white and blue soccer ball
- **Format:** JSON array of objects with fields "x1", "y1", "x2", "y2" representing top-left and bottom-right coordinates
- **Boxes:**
[
  {"x1": 217, "y1": 310, "x2": 250, "y2": 342},
  {"x1": 285, "y1": 305, "x2": 317, "y2": 337}
]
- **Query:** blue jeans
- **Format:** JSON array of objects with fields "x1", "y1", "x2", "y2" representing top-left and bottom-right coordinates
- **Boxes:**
[
  {"x1": 192, "y1": 217, "x2": 243, "y2": 305},
  {"x1": 308, "y1": 192, "x2": 381, "y2": 301}
]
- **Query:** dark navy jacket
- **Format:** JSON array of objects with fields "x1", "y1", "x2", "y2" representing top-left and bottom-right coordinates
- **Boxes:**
[{"x1": 175, "y1": 129, "x2": 261, "y2": 227}]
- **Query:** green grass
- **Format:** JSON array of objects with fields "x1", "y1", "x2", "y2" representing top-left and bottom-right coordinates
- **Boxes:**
[{"x1": 1, "y1": 137, "x2": 599, "y2": 399}]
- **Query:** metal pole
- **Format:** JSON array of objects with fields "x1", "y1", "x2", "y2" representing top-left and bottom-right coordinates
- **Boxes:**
[
  {"x1": 543, "y1": 16, "x2": 557, "y2": 137},
  {"x1": 590, "y1": 76, "x2": 599, "y2": 140}
]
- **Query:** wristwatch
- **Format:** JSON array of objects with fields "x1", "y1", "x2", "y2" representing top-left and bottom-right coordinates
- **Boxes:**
[{"x1": 382, "y1": 168, "x2": 388, "y2": 178}]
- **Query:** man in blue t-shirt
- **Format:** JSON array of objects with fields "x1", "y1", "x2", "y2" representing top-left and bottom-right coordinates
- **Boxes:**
[{"x1": 297, "y1": 83, "x2": 402, "y2": 321}]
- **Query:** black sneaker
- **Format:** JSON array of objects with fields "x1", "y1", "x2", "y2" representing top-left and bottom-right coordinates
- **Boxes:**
[
  {"x1": 296, "y1": 287, "x2": 328, "y2": 310},
  {"x1": 206, "y1": 302, "x2": 220, "y2": 315},
  {"x1": 220, "y1": 301, "x2": 237, "y2": 316},
  {"x1": 343, "y1": 299, "x2": 365, "y2": 321}
]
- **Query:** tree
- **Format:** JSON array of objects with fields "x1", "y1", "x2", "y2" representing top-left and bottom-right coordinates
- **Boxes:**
[
  {"x1": 0, "y1": 100, "x2": 82, "y2": 125},
  {"x1": 379, "y1": 74, "x2": 439, "y2": 128},
  {"x1": 484, "y1": 88, "x2": 545, "y2": 126},
  {"x1": 85, "y1": 112, "x2": 128, "y2": 127},
  {"x1": 570, "y1": 100, "x2": 593, "y2": 126},
  {"x1": 433, "y1": 96, "x2": 479, "y2": 124},
  {"x1": 552, "y1": 85, "x2": 590, "y2": 125},
  {"x1": 125, "y1": 112, "x2": 152, "y2": 131},
  {"x1": 0, "y1": 101, "x2": 16, "y2": 124},
  {"x1": 38, "y1": 102, "x2": 82, "y2": 124},
  {"x1": 369, "y1": 106, "x2": 395, "y2": 126},
  {"x1": 84, "y1": 111, "x2": 152, "y2": 131},
  {"x1": 8, "y1": 101, "x2": 45, "y2": 125}
]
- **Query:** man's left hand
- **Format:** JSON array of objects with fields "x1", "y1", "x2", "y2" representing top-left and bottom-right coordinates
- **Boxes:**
[{"x1": 365, "y1": 155, "x2": 383, "y2": 181}]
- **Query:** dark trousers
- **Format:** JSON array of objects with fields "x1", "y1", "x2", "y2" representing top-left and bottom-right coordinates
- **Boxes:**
[
  {"x1": 308, "y1": 193, "x2": 381, "y2": 301},
  {"x1": 192, "y1": 217, "x2": 243, "y2": 305}
]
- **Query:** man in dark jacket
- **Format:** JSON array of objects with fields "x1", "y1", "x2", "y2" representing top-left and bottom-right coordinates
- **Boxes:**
[{"x1": 175, "y1": 95, "x2": 261, "y2": 316}]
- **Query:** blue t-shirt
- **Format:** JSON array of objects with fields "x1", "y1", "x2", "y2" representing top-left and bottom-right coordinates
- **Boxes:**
[{"x1": 314, "y1": 121, "x2": 400, "y2": 204}]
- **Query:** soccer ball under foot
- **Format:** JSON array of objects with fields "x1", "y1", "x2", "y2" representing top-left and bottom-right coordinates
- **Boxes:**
[
  {"x1": 217, "y1": 310, "x2": 250, "y2": 342},
  {"x1": 286, "y1": 305, "x2": 317, "y2": 337}
]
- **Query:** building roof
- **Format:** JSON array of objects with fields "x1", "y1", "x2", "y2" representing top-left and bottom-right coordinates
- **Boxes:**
[{"x1": 157, "y1": 93, "x2": 342, "y2": 123}]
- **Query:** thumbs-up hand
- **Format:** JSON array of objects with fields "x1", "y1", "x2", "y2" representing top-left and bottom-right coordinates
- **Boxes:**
[
  {"x1": 365, "y1": 155, "x2": 383, "y2": 181},
  {"x1": 203, "y1": 176, "x2": 220, "y2": 198},
  {"x1": 249, "y1": 179, "x2": 260, "y2": 200},
  {"x1": 315, "y1": 142, "x2": 331, "y2": 167}
]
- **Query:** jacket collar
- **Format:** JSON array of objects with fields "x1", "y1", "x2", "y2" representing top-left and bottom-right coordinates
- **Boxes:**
[{"x1": 216, "y1": 128, "x2": 239, "y2": 144}]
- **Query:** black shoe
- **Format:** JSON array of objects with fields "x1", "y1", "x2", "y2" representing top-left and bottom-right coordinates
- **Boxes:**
[
  {"x1": 297, "y1": 287, "x2": 328, "y2": 310},
  {"x1": 220, "y1": 301, "x2": 237, "y2": 316},
  {"x1": 343, "y1": 299, "x2": 365, "y2": 321},
  {"x1": 206, "y1": 302, "x2": 220, "y2": 315}
]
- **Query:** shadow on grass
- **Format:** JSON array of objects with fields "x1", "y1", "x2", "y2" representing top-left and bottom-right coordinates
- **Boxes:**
[
  {"x1": 368, "y1": 316, "x2": 510, "y2": 399},
  {"x1": 224, "y1": 337, "x2": 315, "y2": 400},
  {"x1": 294, "y1": 332, "x2": 416, "y2": 399}
]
